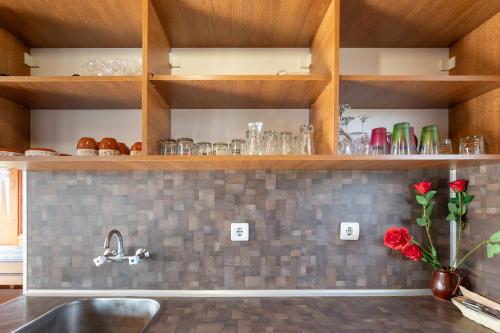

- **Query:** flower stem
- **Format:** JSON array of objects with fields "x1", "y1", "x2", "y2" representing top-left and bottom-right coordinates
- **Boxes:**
[
  {"x1": 453, "y1": 240, "x2": 488, "y2": 271},
  {"x1": 453, "y1": 192, "x2": 463, "y2": 268},
  {"x1": 422, "y1": 201, "x2": 441, "y2": 268}
]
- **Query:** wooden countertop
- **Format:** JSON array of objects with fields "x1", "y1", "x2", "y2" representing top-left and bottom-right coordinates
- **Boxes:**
[{"x1": 0, "y1": 296, "x2": 491, "y2": 333}]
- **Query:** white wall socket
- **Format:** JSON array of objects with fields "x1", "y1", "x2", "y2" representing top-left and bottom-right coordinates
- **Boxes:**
[
  {"x1": 340, "y1": 222, "x2": 360, "y2": 241},
  {"x1": 231, "y1": 223, "x2": 249, "y2": 241}
]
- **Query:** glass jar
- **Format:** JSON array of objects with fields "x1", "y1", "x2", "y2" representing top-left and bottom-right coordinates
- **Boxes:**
[
  {"x1": 213, "y1": 142, "x2": 229, "y2": 155},
  {"x1": 246, "y1": 122, "x2": 262, "y2": 155},
  {"x1": 299, "y1": 124, "x2": 314, "y2": 155},
  {"x1": 279, "y1": 132, "x2": 293, "y2": 155},
  {"x1": 196, "y1": 141, "x2": 212, "y2": 155},
  {"x1": 230, "y1": 139, "x2": 245, "y2": 155},
  {"x1": 160, "y1": 139, "x2": 177, "y2": 155},
  {"x1": 262, "y1": 130, "x2": 279, "y2": 155},
  {"x1": 177, "y1": 138, "x2": 195, "y2": 156}
]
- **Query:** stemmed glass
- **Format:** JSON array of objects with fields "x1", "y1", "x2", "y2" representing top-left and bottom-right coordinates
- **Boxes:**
[
  {"x1": 339, "y1": 116, "x2": 355, "y2": 155},
  {"x1": 351, "y1": 115, "x2": 371, "y2": 155}
]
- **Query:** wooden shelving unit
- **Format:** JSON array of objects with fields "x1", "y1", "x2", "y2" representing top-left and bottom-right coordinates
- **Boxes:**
[
  {"x1": 0, "y1": 76, "x2": 142, "y2": 109},
  {"x1": 0, "y1": 0, "x2": 498, "y2": 170},
  {"x1": 340, "y1": 75, "x2": 500, "y2": 109},
  {"x1": 151, "y1": 75, "x2": 330, "y2": 109},
  {"x1": 1, "y1": 155, "x2": 499, "y2": 171}
]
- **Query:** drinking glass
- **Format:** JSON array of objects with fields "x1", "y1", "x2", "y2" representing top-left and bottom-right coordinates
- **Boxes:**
[
  {"x1": 459, "y1": 135, "x2": 485, "y2": 155},
  {"x1": 263, "y1": 130, "x2": 279, "y2": 155},
  {"x1": 160, "y1": 139, "x2": 177, "y2": 155},
  {"x1": 339, "y1": 116, "x2": 355, "y2": 155},
  {"x1": 292, "y1": 135, "x2": 301, "y2": 154},
  {"x1": 369, "y1": 127, "x2": 388, "y2": 155},
  {"x1": 299, "y1": 124, "x2": 314, "y2": 155},
  {"x1": 439, "y1": 139, "x2": 453, "y2": 154},
  {"x1": 391, "y1": 122, "x2": 412, "y2": 155},
  {"x1": 177, "y1": 138, "x2": 195, "y2": 156},
  {"x1": 351, "y1": 132, "x2": 370, "y2": 155},
  {"x1": 419, "y1": 125, "x2": 440, "y2": 155},
  {"x1": 230, "y1": 139, "x2": 245, "y2": 155},
  {"x1": 213, "y1": 142, "x2": 229, "y2": 155},
  {"x1": 246, "y1": 122, "x2": 262, "y2": 155},
  {"x1": 196, "y1": 142, "x2": 212, "y2": 155},
  {"x1": 410, "y1": 127, "x2": 418, "y2": 154},
  {"x1": 82, "y1": 58, "x2": 107, "y2": 76},
  {"x1": 279, "y1": 131, "x2": 293, "y2": 155}
]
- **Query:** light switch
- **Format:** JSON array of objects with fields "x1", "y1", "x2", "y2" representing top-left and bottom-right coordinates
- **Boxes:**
[
  {"x1": 231, "y1": 223, "x2": 249, "y2": 241},
  {"x1": 340, "y1": 222, "x2": 360, "y2": 241}
]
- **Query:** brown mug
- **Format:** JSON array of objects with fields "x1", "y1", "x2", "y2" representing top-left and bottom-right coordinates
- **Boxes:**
[{"x1": 430, "y1": 269, "x2": 462, "y2": 301}]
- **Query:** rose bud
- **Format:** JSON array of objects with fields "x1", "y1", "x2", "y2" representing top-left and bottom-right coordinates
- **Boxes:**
[
  {"x1": 449, "y1": 179, "x2": 468, "y2": 193},
  {"x1": 401, "y1": 244, "x2": 422, "y2": 261},
  {"x1": 413, "y1": 181, "x2": 432, "y2": 195}
]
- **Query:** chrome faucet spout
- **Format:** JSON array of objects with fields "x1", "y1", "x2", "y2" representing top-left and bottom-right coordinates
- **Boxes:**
[{"x1": 104, "y1": 229, "x2": 125, "y2": 257}]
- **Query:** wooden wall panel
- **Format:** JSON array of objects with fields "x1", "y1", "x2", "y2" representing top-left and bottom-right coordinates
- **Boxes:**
[
  {"x1": 142, "y1": 0, "x2": 171, "y2": 154},
  {"x1": 0, "y1": 97, "x2": 30, "y2": 153},
  {"x1": 0, "y1": 27, "x2": 29, "y2": 76},
  {"x1": 449, "y1": 12, "x2": 500, "y2": 154},
  {"x1": 309, "y1": 0, "x2": 338, "y2": 154}
]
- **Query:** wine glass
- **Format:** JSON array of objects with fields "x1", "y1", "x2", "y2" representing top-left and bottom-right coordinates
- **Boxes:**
[{"x1": 339, "y1": 116, "x2": 354, "y2": 155}]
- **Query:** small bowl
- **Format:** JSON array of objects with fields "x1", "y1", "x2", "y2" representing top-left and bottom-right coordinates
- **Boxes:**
[
  {"x1": 119, "y1": 142, "x2": 130, "y2": 155},
  {"x1": 130, "y1": 142, "x2": 142, "y2": 156},
  {"x1": 77, "y1": 137, "x2": 99, "y2": 156},
  {"x1": 98, "y1": 138, "x2": 120, "y2": 156},
  {"x1": 25, "y1": 148, "x2": 58, "y2": 157}
]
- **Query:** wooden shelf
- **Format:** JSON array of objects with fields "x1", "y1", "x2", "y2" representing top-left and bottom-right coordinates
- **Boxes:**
[
  {"x1": 151, "y1": 75, "x2": 330, "y2": 109},
  {"x1": 152, "y1": 0, "x2": 332, "y2": 47},
  {"x1": 340, "y1": 75, "x2": 500, "y2": 109},
  {"x1": 0, "y1": 0, "x2": 142, "y2": 47},
  {"x1": 341, "y1": 0, "x2": 500, "y2": 47},
  {"x1": 0, "y1": 76, "x2": 142, "y2": 109},
  {"x1": 0, "y1": 155, "x2": 499, "y2": 171}
]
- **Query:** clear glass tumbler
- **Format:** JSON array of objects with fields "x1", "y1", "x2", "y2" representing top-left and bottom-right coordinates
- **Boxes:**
[
  {"x1": 177, "y1": 138, "x2": 195, "y2": 156},
  {"x1": 246, "y1": 122, "x2": 263, "y2": 155},
  {"x1": 391, "y1": 122, "x2": 412, "y2": 155},
  {"x1": 263, "y1": 130, "x2": 279, "y2": 155},
  {"x1": 279, "y1": 132, "x2": 293, "y2": 155},
  {"x1": 439, "y1": 139, "x2": 453, "y2": 154},
  {"x1": 160, "y1": 139, "x2": 177, "y2": 155},
  {"x1": 459, "y1": 135, "x2": 485, "y2": 155},
  {"x1": 419, "y1": 125, "x2": 440, "y2": 155},
  {"x1": 213, "y1": 142, "x2": 229, "y2": 155},
  {"x1": 230, "y1": 139, "x2": 245, "y2": 155},
  {"x1": 196, "y1": 142, "x2": 212, "y2": 156},
  {"x1": 299, "y1": 124, "x2": 314, "y2": 155}
]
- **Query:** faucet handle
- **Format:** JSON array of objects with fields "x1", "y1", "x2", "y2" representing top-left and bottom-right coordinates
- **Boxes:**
[
  {"x1": 136, "y1": 248, "x2": 150, "y2": 259},
  {"x1": 93, "y1": 256, "x2": 107, "y2": 267}
]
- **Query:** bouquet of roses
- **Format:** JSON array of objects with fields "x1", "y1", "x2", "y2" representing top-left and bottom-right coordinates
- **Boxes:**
[{"x1": 383, "y1": 179, "x2": 500, "y2": 271}]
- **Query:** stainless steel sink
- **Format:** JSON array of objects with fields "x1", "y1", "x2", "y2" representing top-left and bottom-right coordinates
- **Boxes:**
[{"x1": 12, "y1": 298, "x2": 162, "y2": 333}]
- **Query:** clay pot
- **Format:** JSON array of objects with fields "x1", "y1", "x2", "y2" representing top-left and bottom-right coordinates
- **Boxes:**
[
  {"x1": 130, "y1": 142, "x2": 142, "y2": 156},
  {"x1": 118, "y1": 143, "x2": 130, "y2": 155},
  {"x1": 77, "y1": 137, "x2": 99, "y2": 156},
  {"x1": 98, "y1": 138, "x2": 120, "y2": 156},
  {"x1": 430, "y1": 269, "x2": 462, "y2": 301}
]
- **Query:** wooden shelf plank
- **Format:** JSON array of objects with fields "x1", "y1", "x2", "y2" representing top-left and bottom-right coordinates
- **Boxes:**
[
  {"x1": 341, "y1": 0, "x2": 500, "y2": 47},
  {"x1": 152, "y1": 0, "x2": 332, "y2": 47},
  {"x1": 0, "y1": 76, "x2": 142, "y2": 109},
  {"x1": 0, "y1": 155, "x2": 499, "y2": 171},
  {"x1": 151, "y1": 75, "x2": 330, "y2": 109},
  {"x1": 340, "y1": 75, "x2": 500, "y2": 109},
  {"x1": 0, "y1": 0, "x2": 142, "y2": 47}
]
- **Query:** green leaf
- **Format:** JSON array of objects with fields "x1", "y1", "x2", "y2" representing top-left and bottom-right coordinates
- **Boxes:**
[
  {"x1": 416, "y1": 217, "x2": 427, "y2": 226},
  {"x1": 448, "y1": 203, "x2": 457, "y2": 213},
  {"x1": 489, "y1": 230, "x2": 500, "y2": 243},
  {"x1": 460, "y1": 205, "x2": 467, "y2": 215},
  {"x1": 450, "y1": 197, "x2": 459, "y2": 205},
  {"x1": 416, "y1": 195, "x2": 428, "y2": 205},
  {"x1": 425, "y1": 190, "x2": 437, "y2": 201},
  {"x1": 431, "y1": 247, "x2": 437, "y2": 257},
  {"x1": 425, "y1": 202, "x2": 435, "y2": 217},
  {"x1": 446, "y1": 214, "x2": 455, "y2": 222},
  {"x1": 487, "y1": 243, "x2": 500, "y2": 258},
  {"x1": 463, "y1": 195, "x2": 475, "y2": 204}
]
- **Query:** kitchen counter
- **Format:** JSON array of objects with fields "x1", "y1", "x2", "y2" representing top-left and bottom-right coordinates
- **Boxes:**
[{"x1": 0, "y1": 296, "x2": 491, "y2": 333}]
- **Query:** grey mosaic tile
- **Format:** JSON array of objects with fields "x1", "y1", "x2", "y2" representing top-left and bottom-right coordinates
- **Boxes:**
[{"x1": 27, "y1": 169, "x2": 450, "y2": 290}]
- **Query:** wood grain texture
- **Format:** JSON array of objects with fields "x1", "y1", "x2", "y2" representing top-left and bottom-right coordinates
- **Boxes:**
[
  {"x1": 0, "y1": 76, "x2": 141, "y2": 109},
  {"x1": 0, "y1": 97, "x2": 29, "y2": 153},
  {"x1": 151, "y1": 75, "x2": 330, "y2": 109},
  {"x1": 0, "y1": 27, "x2": 29, "y2": 76},
  {"x1": 340, "y1": 75, "x2": 500, "y2": 109},
  {"x1": 0, "y1": 0, "x2": 142, "y2": 47},
  {"x1": 450, "y1": 12, "x2": 500, "y2": 75},
  {"x1": 142, "y1": 0, "x2": 171, "y2": 155},
  {"x1": 152, "y1": 0, "x2": 332, "y2": 47},
  {"x1": 309, "y1": 0, "x2": 339, "y2": 155},
  {"x1": 341, "y1": 0, "x2": 500, "y2": 47},
  {"x1": 0, "y1": 155, "x2": 499, "y2": 171}
]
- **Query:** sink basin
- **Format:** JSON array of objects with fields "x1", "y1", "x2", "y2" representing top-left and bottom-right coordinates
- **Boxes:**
[{"x1": 12, "y1": 298, "x2": 161, "y2": 333}]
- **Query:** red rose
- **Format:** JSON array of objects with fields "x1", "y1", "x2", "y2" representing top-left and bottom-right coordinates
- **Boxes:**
[
  {"x1": 401, "y1": 244, "x2": 422, "y2": 261},
  {"x1": 449, "y1": 179, "x2": 468, "y2": 193},
  {"x1": 383, "y1": 227, "x2": 411, "y2": 250},
  {"x1": 413, "y1": 182, "x2": 432, "y2": 195}
]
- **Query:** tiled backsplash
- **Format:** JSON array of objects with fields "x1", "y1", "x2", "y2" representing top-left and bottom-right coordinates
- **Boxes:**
[
  {"x1": 457, "y1": 164, "x2": 500, "y2": 300},
  {"x1": 27, "y1": 170, "x2": 450, "y2": 290}
]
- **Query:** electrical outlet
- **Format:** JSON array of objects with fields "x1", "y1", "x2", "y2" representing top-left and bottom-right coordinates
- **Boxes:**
[
  {"x1": 340, "y1": 222, "x2": 359, "y2": 241},
  {"x1": 231, "y1": 223, "x2": 249, "y2": 241}
]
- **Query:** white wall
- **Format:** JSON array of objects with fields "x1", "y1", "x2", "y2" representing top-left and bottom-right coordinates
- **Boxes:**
[{"x1": 29, "y1": 47, "x2": 450, "y2": 151}]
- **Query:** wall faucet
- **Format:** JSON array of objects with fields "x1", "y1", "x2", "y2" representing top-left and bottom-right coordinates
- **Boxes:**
[{"x1": 93, "y1": 229, "x2": 149, "y2": 267}]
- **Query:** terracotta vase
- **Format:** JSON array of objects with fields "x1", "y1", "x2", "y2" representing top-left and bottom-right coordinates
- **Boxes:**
[{"x1": 430, "y1": 269, "x2": 462, "y2": 301}]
